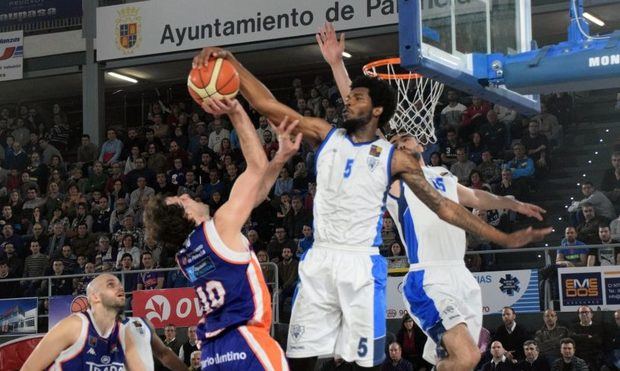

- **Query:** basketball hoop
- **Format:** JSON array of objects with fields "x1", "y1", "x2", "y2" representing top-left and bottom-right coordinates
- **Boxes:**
[{"x1": 363, "y1": 58, "x2": 444, "y2": 145}]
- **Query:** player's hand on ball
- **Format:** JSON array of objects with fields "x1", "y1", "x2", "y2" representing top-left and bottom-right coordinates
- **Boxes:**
[
  {"x1": 515, "y1": 201, "x2": 546, "y2": 221},
  {"x1": 270, "y1": 116, "x2": 302, "y2": 162},
  {"x1": 505, "y1": 226, "x2": 553, "y2": 248},
  {"x1": 201, "y1": 97, "x2": 240, "y2": 116},
  {"x1": 193, "y1": 47, "x2": 232, "y2": 68}
]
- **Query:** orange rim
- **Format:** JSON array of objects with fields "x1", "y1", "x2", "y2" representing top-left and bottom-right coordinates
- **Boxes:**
[{"x1": 362, "y1": 57, "x2": 424, "y2": 80}]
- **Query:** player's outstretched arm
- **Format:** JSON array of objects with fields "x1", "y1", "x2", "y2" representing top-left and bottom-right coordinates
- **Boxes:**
[
  {"x1": 457, "y1": 184, "x2": 546, "y2": 220},
  {"x1": 21, "y1": 315, "x2": 81, "y2": 370},
  {"x1": 254, "y1": 116, "x2": 302, "y2": 206},
  {"x1": 202, "y1": 97, "x2": 267, "y2": 172},
  {"x1": 192, "y1": 47, "x2": 331, "y2": 147},
  {"x1": 146, "y1": 321, "x2": 188, "y2": 371},
  {"x1": 391, "y1": 149, "x2": 552, "y2": 248},
  {"x1": 317, "y1": 22, "x2": 351, "y2": 100}
]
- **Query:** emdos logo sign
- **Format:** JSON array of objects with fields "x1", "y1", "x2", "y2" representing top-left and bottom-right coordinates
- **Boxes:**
[{"x1": 561, "y1": 272, "x2": 602, "y2": 306}]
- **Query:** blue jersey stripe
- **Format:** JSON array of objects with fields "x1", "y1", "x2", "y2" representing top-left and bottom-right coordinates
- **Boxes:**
[
  {"x1": 397, "y1": 183, "x2": 419, "y2": 264},
  {"x1": 403, "y1": 270, "x2": 441, "y2": 338},
  {"x1": 313, "y1": 127, "x2": 338, "y2": 175},
  {"x1": 371, "y1": 255, "x2": 387, "y2": 365}
]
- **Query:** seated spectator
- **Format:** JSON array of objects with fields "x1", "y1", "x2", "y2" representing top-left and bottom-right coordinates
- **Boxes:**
[
  {"x1": 116, "y1": 253, "x2": 138, "y2": 292},
  {"x1": 603, "y1": 310, "x2": 620, "y2": 370},
  {"x1": 395, "y1": 314, "x2": 426, "y2": 369},
  {"x1": 460, "y1": 96, "x2": 491, "y2": 141},
  {"x1": 468, "y1": 170, "x2": 489, "y2": 190},
  {"x1": 168, "y1": 158, "x2": 186, "y2": 187},
  {"x1": 277, "y1": 246, "x2": 298, "y2": 317},
  {"x1": 112, "y1": 214, "x2": 144, "y2": 250},
  {"x1": 493, "y1": 307, "x2": 529, "y2": 361},
  {"x1": 600, "y1": 151, "x2": 620, "y2": 207},
  {"x1": 440, "y1": 128, "x2": 460, "y2": 166},
  {"x1": 429, "y1": 151, "x2": 445, "y2": 168},
  {"x1": 531, "y1": 104, "x2": 562, "y2": 147},
  {"x1": 575, "y1": 203, "x2": 609, "y2": 244},
  {"x1": 0, "y1": 259, "x2": 19, "y2": 298},
  {"x1": 467, "y1": 132, "x2": 487, "y2": 165},
  {"x1": 571, "y1": 306, "x2": 603, "y2": 370},
  {"x1": 267, "y1": 227, "x2": 296, "y2": 262},
  {"x1": 505, "y1": 143, "x2": 535, "y2": 182},
  {"x1": 256, "y1": 116, "x2": 274, "y2": 145},
  {"x1": 450, "y1": 147, "x2": 476, "y2": 185},
  {"x1": 495, "y1": 169, "x2": 527, "y2": 201},
  {"x1": 568, "y1": 181, "x2": 616, "y2": 222},
  {"x1": 517, "y1": 340, "x2": 550, "y2": 371},
  {"x1": 129, "y1": 177, "x2": 155, "y2": 213},
  {"x1": 22, "y1": 187, "x2": 45, "y2": 220},
  {"x1": 256, "y1": 250, "x2": 276, "y2": 292},
  {"x1": 178, "y1": 170, "x2": 202, "y2": 199},
  {"x1": 381, "y1": 217, "x2": 398, "y2": 257},
  {"x1": 382, "y1": 342, "x2": 414, "y2": 371},
  {"x1": 274, "y1": 167, "x2": 294, "y2": 197},
  {"x1": 587, "y1": 223, "x2": 619, "y2": 266},
  {"x1": 77, "y1": 134, "x2": 99, "y2": 169},
  {"x1": 115, "y1": 234, "x2": 141, "y2": 269},
  {"x1": 556, "y1": 227, "x2": 587, "y2": 267},
  {"x1": 208, "y1": 118, "x2": 230, "y2": 153},
  {"x1": 137, "y1": 251, "x2": 164, "y2": 290},
  {"x1": 284, "y1": 195, "x2": 312, "y2": 239},
  {"x1": 481, "y1": 341, "x2": 515, "y2": 371},
  {"x1": 293, "y1": 162, "x2": 310, "y2": 192},
  {"x1": 22, "y1": 240, "x2": 49, "y2": 296},
  {"x1": 43, "y1": 259, "x2": 73, "y2": 296},
  {"x1": 479, "y1": 109, "x2": 508, "y2": 157},
  {"x1": 551, "y1": 338, "x2": 588, "y2": 371},
  {"x1": 85, "y1": 161, "x2": 108, "y2": 194},
  {"x1": 439, "y1": 90, "x2": 466, "y2": 132},
  {"x1": 146, "y1": 143, "x2": 168, "y2": 174},
  {"x1": 39, "y1": 137, "x2": 63, "y2": 166},
  {"x1": 3, "y1": 243, "x2": 23, "y2": 277},
  {"x1": 296, "y1": 224, "x2": 314, "y2": 259},
  {"x1": 99, "y1": 129, "x2": 123, "y2": 166},
  {"x1": 71, "y1": 223, "x2": 95, "y2": 262},
  {"x1": 125, "y1": 157, "x2": 156, "y2": 191},
  {"x1": 57, "y1": 244, "x2": 78, "y2": 273},
  {"x1": 154, "y1": 172, "x2": 178, "y2": 197},
  {"x1": 388, "y1": 242, "x2": 408, "y2": 269},
  {"x1": 521, "y1": 121, "x2": 549, "y2": 175},
  {"x1": 534, "y1": 309, "x2": 571, "y2": 365},
  {"x1": 73, "y1": 262, "x2": 96, "y2": 295}
]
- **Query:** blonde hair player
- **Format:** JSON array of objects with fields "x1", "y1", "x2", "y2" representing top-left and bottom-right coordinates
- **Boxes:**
[
  {"x1": 22, "y1": 274, "x2": 145, "y2": 370},
  {"x1": 192, "y1": 38, "x2": 550, "y2": 370},
  {"x1": 317, "y1": 22, "x2": 550, "y2": 371}
]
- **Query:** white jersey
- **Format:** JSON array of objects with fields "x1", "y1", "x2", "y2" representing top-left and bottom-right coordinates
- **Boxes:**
[
  {"x1": 120, "y1": 317, "x2": 155, "y2": 371},
  {"x1": 386, "y1": 166, "x2": 466, "y2": 265},
  {"x1": 313, "y1": 128, "x2": 394, "y2": 252}
]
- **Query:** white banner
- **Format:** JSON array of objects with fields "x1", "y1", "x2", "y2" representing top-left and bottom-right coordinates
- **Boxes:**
[
  {"x1": 0, "y1": 30, "x2": 23, "y2": 81},
  {"x1": 386, "y1": 269, "x2": 539, "y2": 319},
  {"x1": 96, "y1": 0, "x2": 399, "y2": 61},
  {"x1": 558, "y1": 266, "x2": 620, "y2": 311}
]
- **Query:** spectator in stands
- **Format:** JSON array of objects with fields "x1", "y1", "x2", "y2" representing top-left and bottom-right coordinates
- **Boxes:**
[
  {"x1": 92, "y1": 196, "x2": 112, "y2": 233},
  {"x1": 482, "y1": 341, "x2": 515, "y2": 371},
  {"x1": 521, "y1": 121, "x2": 549, "y2": 175},
  {"x1": 506, "y1": 143, "x2": 535, "y2": 182},
  {"x1": 26, "y1": 222, "x2": 48, "y2": 254},
  {"x1": 600, "y1": 151, "x2": 620, "y2": 207},
  {"x1": 256, "y1": 116, "x2": 275, "y2": 145},
  {"x1": 113, "y1": 213, "x2": 144, "y2": 249},
  {"x1": 517, "y1": 340, "x2": 549, "y2": 371},
  {"x1": 117, "y1": 253, "x2": 138, "y2": 292},
  {"x1": 207, "y1": 118, "x2": 230, "y2": 153},
  {"x1": 109, "y1": 197, "x2": 132, "y2": 233},
  {"x1": 129, "y1": 176, "x2": 155, "y2": 212},
  {"x1": 587, "y1": 224, "x2": 619, "y2": 266},
  {"x1": 532, "y1": 104, "x2": 562, "y2": 147},
  {"x1": 122, "y1": 128, "x2": 142, "y2": 159},
  {"x1": 99, "y1": 129, "x2": 123, "y2": 166},
  {"x1": 115, "y1": 234, "x2": 140, "y2": 269},
  {"x1": 479, "y1": 109, "x2": 507, "y2": 157},
  {"x1": 274, "y1": 167, "x2": 294, "y2": 197},
  {"x1": 57, "y1": 245, "x2": 77, "y2": 273},
  {"x1": 461, "y1": 96, "x2": 491, "y2": 139},
  {"x1": 603, "y1": 310, "x2": 620, "y2": 371},
  {"x1": 179, "y1": 326, "x2": 198, "y2": 367},
  {"x1": 77, "y1": 134, "x2": 98, "y2": 169},
  {"x1": 125, "y1": 157, "x2": 156, "y2": 191},
  {"x1": 568, "y1": 182, "x2": 616, "y2": 222},
  {"x1": 395, "y1": 314, "x2": 426, "y2": 369},
  {"x1": 44, "y1": 259, "x2": 73, "y2": 295},
  {"x1": 146, "y1": 143, "x2": 168, "y2": 175},
  {"x1": 440, "y1": 90, "x2": 466, "y2": 131},
  {"x1": 557, "y1": 227, "x2": 587, "y2": 267},
  {"x1": 48, "y1": 114, "x2": 70, "y2": 151},
  {"x1": 493, "y1": 306, "x2": 529, "y2": 361},
  {"x1": 551, "y1": 338, "x2": 588, "y2": 371},
  {"x1": 137, "y1": 251, "x2": 164, "y2": 290},
  {"x1": 440, "y1": 128, "x2": 460, "y2": 166},
  {"x1": 575, "y1": 203, "x2": 609, "y2": 244},
  {"x1": 382, "y1": 342, "x2": 414, "y2": 371},
  {"x1": 22, "y1": 186, "x2": 45, "y2": 218},
  {"x1": 267, "y1": 226, "x2": 295, "y2": 263},
  {"x1": 277, "y1": 246, "x2": 298, "y2": 313},
  {"x1": 85, "y1": 161, "x2": 108, "y2": 194},
  {"x1": 388, "y1": 242, "x2": 408, "y2": 269},
  {"x1": 535, "y1": 309, "x2": 571, "y2": 365},
  {"x1": 22, "y1": 240, "x2": 48, "y2": 295},
  {"x1": 468, "y1": 170, "x2": 489, "y2": 190},
  {"x1": 381, "y1": 217, "x2": 398, "y2": 256},
  {"x1": 450, "y1": 147, "x2": 476, "y2": 185},
  {"x1": 0, "y1": 259, "x2": 19, "y2": 298},
  {"x1": 571, "y1": 305, "x2": 603, "y2": 370},
  {"x1": 154, "y1": 172, "x2": 177, "y2": 197},
  {"x1": 26, "y1": 152, "x2": 48, "y2": 191},
  {"x1": 495, "y1": 168, "x2": 527, "y2": 201},
  {"x1": 124, "y1": 146, "x2": 141, "y2": 175},
  {"x1": 467, "y1": 132, "x2": 487, "y2": 165},
  {"x1": 200, "y1": 168, "x2": 224, "y2": 203},
  {"x1": 3, "y1": 243, "x2": 22, "y2": 277},
  {"x1": 0, "y1": 224, "x2": 22, "y2": 255},
  {"x1": 284, "y1": 194, "x2": 311, "y2": 239},
  {"x1": 73, "y1": 261, "x2": 95, "y2": 295},
  {"x1": 296, "y1": 224, "x2": 314, "y2": 259},
  {"x1": 162, "y1": 324, "x2": 182, "y2": 359},
  {"x1": 70, "y1": 223, "x2": 95, "y2": 261},
  {"x1": 7, "y1": 141, "x2": 28, "y2": 171}
]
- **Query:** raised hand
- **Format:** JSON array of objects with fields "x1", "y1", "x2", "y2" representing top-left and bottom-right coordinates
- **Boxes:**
[
  {"x1": 201, "y1": 97, "x2": 241, "y2": 116},
  {"x1": 514, "y1": 201, "x2": 546, "y2": 221},
  {"x1": 192, "y1": 47, "x2": 233, "y2": 68},
  {"x1": 505, "y1": 226, "x2": 553, "y2": 248},
  {"x1": 316, "y1": 22, "x2": 345, "y2": 66},
  {"x1": 270, "y1": 116, "x2": 302, "y2": 162}
]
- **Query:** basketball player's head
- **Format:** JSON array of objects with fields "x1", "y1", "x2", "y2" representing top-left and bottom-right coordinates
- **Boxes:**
[
  {"x1": 343, "y1": 76, "x2": 396, "y2": 135},
  {"x1": 144, "y1": 194, "x2": 202, "y2": 249},
  {"x1": 86, "y1": 274, "x2": 125, "y2": 312},
  {"x1": 390, "y1": 132, "x2": 424, "y2": 164}
]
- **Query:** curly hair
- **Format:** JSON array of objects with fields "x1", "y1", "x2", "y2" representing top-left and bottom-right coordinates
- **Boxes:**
[
  {"x1": 143, "y1": 195, "x2": 196, "y2": 249},
  {"x1": 350, "y1": 75, "x2": 397, "y2": 127}
]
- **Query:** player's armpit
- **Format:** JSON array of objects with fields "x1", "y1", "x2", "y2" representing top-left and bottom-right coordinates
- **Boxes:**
[{"x1": 21, "y1": 315, "x2": 81, "y2": 370}]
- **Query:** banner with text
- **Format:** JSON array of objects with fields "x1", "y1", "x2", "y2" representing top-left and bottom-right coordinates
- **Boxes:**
[
  {"x1": 0, "y1": 30, "x2": 22, "y2": 81},
  {"x1": 558, "y1": 266, "x2": 620, "y2": 311},
  {"x1": 386, "y1": 269, "x2": 539, "y2": 319},
  {"x1": 96, "y1": 0, "x2": 402, "y2": 61},
  {"x1": 132, "y1": 288, "x2": 203, "y2": 329},
  {"x1": 0, "y1": 297, "x2": 37, "y2": 335},
  {"x1": 0, "y1": 0, "x2": 82, "y2": 28}
]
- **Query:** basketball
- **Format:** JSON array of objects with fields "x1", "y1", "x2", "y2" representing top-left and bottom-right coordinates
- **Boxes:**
[
  {"x1": 70, "y1": 296, "x2": 89, "y2": 313},
  {"x1": 187, "y1": 57, "x2": 240, "y2": 105}
]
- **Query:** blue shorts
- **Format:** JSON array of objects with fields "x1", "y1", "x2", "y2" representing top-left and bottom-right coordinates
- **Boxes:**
[{"x1": 200, "y1": 325, "x2": 288, "y2": 370}]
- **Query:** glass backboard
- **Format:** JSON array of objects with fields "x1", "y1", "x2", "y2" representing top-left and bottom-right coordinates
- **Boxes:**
[{"x1": 399, "y1": 0, "x2": 540, "y2": 114}]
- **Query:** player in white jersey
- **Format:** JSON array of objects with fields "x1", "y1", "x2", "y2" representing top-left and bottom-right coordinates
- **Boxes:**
[
  {"x1": 119, "y1": 316, "x2": 187, "y2": 371},
  {"x1": 193, "y1": 45, "x2": 549, "y2": 371}
]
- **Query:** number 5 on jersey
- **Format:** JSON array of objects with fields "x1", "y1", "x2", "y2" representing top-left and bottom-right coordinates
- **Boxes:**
[
  {"x1": 343, "y1": 159, "x2": 355, "y2": 178},
  {"x1": 432, "y1": 177, "x2": 446, "y2": 192}
]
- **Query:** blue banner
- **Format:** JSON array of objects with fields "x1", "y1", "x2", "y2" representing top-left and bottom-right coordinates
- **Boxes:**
[
  {"x1": 49, "y1": 294, "x2": 88, "y2": 330},
  {"x1": 0, "y1": 0, "x2": 82, "y2": 27},
  {"x1": 0, "y1": 297, "x2": 38, "y2": 335}
]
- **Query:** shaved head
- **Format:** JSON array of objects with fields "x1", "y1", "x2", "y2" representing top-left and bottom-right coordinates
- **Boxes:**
[{"x1": 86, "y1": 274, "x2": 125, "y2": 311}]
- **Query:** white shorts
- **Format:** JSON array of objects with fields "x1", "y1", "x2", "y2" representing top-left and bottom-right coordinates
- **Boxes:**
[
  {"x1": 286, "y1": 246, "x2": 387, "y2": 367},
  {"x1": 402, "y1": 263, "x2": 482, "y2": 365}
]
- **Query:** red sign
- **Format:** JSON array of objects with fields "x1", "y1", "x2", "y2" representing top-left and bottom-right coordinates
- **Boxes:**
[
  {"x1": 0, "y1": 334, "x2": 43, "y2": 370},
  {"x1": 132, "y1": 288, "x2": 203, "y2": 328}
]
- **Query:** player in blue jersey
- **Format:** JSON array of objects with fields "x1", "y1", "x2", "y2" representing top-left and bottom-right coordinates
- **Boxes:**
[
  {"x1": 193, "y1": 45, "x2": 550, "y2": 371},
  {"x1": 315, "y1": 22, "x2": 551, "y2": 371},
  {"x1": 144, "y1": 98, "x2": 300, "y2": 371},
  {"x1": 22, "y1": 274, "x2": 144, "y2": 370}
]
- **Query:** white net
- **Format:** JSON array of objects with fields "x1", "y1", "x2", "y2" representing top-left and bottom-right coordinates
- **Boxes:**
[{"x1": 363, "y1": 60, "x2": 444, "y2": 145}]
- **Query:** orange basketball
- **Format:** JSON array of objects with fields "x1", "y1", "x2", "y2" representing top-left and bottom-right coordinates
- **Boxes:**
[
  {"x1": 70, "y1": 296, "x2": 89, "y2": 313},
  {"x1": 187, "y1": 57, "x2": 240, "y2": 105}
]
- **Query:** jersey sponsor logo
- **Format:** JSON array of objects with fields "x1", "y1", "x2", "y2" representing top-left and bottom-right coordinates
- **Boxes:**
[
  {"x1": 369, "y1": 145, "x2": 382, "y2": 157},
  {"x1": 101, "y1": 356, "x2": 111, "y2": 364},
  {"x1": 131, "y1": 320, "x2": 144, "y2": 335},
  {"x1": 144, "y1": 295, "x2": 171, "y2": 322},
  {"x1": 201, "y1": 351, "x2": 247, "y2": 367},
  {"x1": 87, "y1": 347, "x2": 97, "y2": 356},
  {"x1": 85, "y1": 361, "x2": 125, "y2": 371},
  {"x1": 367, "y1": 156, "x2": 379, "y2": 172},
  {"x1": 290, "y1": 324, "x2": 305, "y2": 342},
  {"x1": 88, "y1": 335, "x2": 98, "y2": 347}
]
